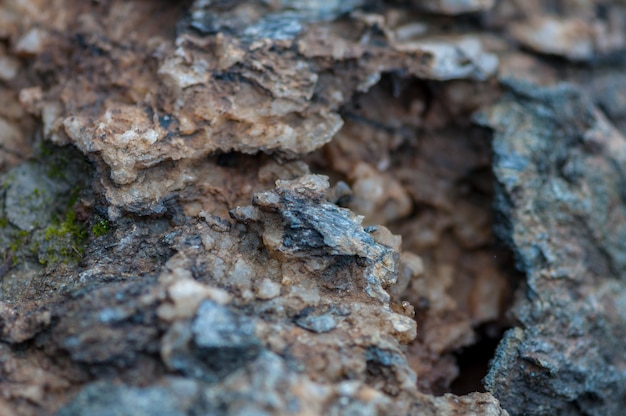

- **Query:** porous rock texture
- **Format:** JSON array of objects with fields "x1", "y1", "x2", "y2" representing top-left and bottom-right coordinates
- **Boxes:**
[{"x1": 0, "y1": 0, "x2": 626, "y2": 415}]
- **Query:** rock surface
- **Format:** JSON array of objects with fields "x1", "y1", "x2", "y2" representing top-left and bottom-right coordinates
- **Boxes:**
[
  {"x1": 477, "y1": 81, "x2": 626, "y2": 415},
  {"x1": 0, "y1": 0, "x2": 625, "y2": 415}
]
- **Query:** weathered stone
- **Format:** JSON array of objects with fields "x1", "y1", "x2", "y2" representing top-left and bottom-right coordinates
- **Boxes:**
[
  {"x1": 57, "y1": 380, "x2": 195, "y2": 416},
  {"x1": 477, "y1": 81, "x2": 626, "y2": 415},
  {"x1": 414, "y1": 0, "x2": 495, "y2": 15},
  {"x1": 3, "y1": 0, "x2": 626, "y2": 415}
]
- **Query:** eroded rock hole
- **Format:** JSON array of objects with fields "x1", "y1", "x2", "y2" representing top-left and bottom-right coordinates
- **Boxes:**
[
  {"x1": 310, "y1": 74, "x2": 520, "y2": 395},
  {"x1": 449, "y1": 323, "x2": 507, "y2": 395}
]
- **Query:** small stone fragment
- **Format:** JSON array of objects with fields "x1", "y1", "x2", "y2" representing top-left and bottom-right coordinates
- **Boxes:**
[
  {"x1": 348, "y1": 162, "x2": 413, "y2": 225},
  {"x1": 255, "y1": 278, "x2": 281, "y2": 300},
  {"x1": 13, "y1": 28, "x2": 46, "y2": 55},
  {"x1": 163, "y1": 300, "x2": 263, "y2": 382},
  {"x1": 56, "y1": 381, "x2": 195, "y2": 416},
  {"x1": 0, "y1": 55, "x2": 19, "y2": 81},
  {"x1": 415, "y1": 0, "x2": 495, "y2": 15},
  {"x1": 3, "y1": 163, "x2": 69, "y2": 232},
  {"x1": 245, "y1": 174, "x2": 398, "y2": 303},
  {"x1": 157, "y1": 277, "x2": 231, "y2": 322},
  {"x1": 393, "y1": 37, "x2": 498, "y2": 81},
  {"x1": 0, "y1": 303, "x2": 50, "y2": 344},
  {"x1": 510, "y1": 17, "x2": 594, "y2": 61},
  {"x1": 294, "y1": 308, "x2": 338, "y2": 333}
]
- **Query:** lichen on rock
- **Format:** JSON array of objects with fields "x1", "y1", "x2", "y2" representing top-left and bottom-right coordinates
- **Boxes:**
[{"x1": 0, "y1": 143, "x2": 92, "y2": 287}]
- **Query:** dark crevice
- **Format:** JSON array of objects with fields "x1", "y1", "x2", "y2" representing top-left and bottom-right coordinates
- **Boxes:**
[{"x1": 450, "y1": 323, "x2": 507, "y2": 395}]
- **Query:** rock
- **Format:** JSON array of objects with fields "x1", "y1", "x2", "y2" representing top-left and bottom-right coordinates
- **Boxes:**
[
  {"x1": 241, "y1": 174, "x2": 398, "y2": 303},
  {"x1": 0, "y1": 303, "x2": 50, "y2": 344},
  {"x1": 476, "y1": 80, "x2": 626, "y2": 415},
  {"x1": 414, "y1": 391, "x2": 509, "y2": 416},
  {"x1": 51, "y1": 278, "x2": 162, "y2": 367},
  {"x1": 56, "y1": 380, "x2": 195, "y2": 416},
  {"x1": 294, "y1": 307, "x2": 339, "y2": 333},
  {"x1": 13, "y1": 28, "x2": 47, "y2": 56},
  {"x1": 4, "y1": 0, "x2": 626, "y2": 415},
  {"x1": 510, "y1": 17, "x2": 595, "y2": 61},
  {"x1": 587, "y1": 72, "x2": 626, "y2": 136},
  {"x1": 4, "y1": 163, "x2": 69, "y2": 232},
  {"x1": 497, "y1": 1, "x2": 626, "y2": 62},
  {"x1": 347, "y1": 162, "x2": 413, "y2": 226},
  {"x1": 0, "y1": 0, "x2": 502, "y2": 218},
  {"x1": 254, "y1": 278, "x2": 281, "y2": 300},
  {"x1": 0, "y1": 116, "x2": 28, "y2": 169},
  {"x1": 415, "y1": 0, "x2": 495, "y2": 15},
  {"x1": 0, "y1": 144, "x2": 93, "y2": 281},
  {"x1": 161, "y1": 300, "x2": 262, "y2": 382},
  {"x1": 192, "y1": 301, "x2": 261, "y2": 363},
  {"x1": 392, "y1": 36, "x2": 498, "y2": 81}
]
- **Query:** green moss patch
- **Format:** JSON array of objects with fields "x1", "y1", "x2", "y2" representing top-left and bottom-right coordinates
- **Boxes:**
[
  {"x1": 40, "y1": 209, "x2": 89, "y2": 266},
  {"x1": 92, "y1": 219, "x2": 111, "y2": 237},
  {"x1": 0, "y1": 142, "x2": 94, "y2": 269}
]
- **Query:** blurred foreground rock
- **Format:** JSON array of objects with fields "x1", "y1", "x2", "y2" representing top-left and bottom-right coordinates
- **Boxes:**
[{"x1": 0, "y1": 0, "x2": 625, "y2": 415}]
